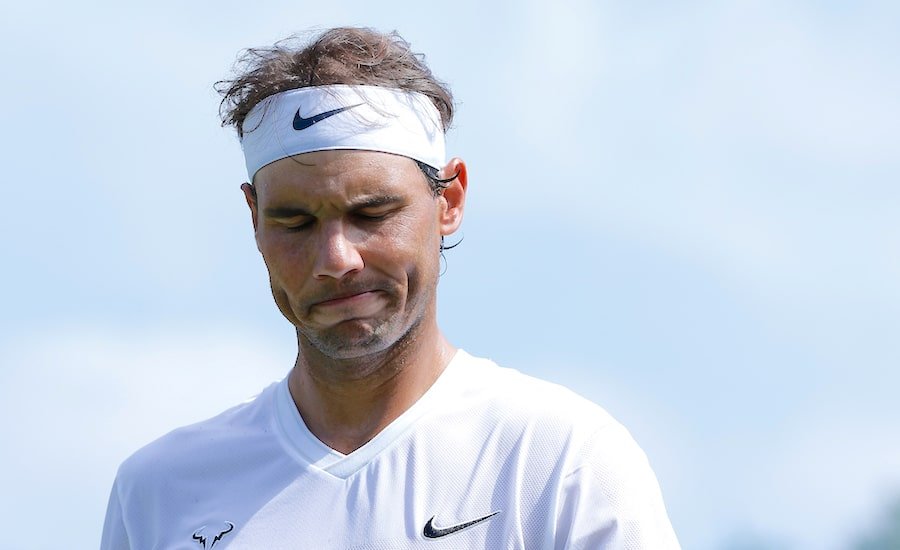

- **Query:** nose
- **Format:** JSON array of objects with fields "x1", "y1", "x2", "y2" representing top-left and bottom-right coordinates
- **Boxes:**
[{"x1": 312, "y1": 220, "x2": 364, "y2": 279}]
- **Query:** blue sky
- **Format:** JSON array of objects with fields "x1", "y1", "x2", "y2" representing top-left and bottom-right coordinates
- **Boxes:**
[{"x1": 1, "y1": 1, "x2": 898, "y2": 548}]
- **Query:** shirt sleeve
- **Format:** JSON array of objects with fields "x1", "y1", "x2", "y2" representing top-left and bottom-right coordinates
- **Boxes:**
[
  {"x1": 554, "y1": 423, "x2": 681, "y2": 550},
  {"x1": 100, "y1": 477, "x2": 131, "y2": 550}
]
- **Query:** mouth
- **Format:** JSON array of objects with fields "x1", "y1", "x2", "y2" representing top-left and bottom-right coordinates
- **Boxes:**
[
  {"x1": 314, "y1": 290, "x2": 381, "y2": 307},
  {"x1": 307, "y1": 289, "x2": 389, "y2": 325}
]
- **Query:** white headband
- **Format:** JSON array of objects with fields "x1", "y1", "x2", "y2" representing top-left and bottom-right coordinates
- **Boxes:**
[{"x1": 240, "y1": 85, "x2": 446, "y2": 181}]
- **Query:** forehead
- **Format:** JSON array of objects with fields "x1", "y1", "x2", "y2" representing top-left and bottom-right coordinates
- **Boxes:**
[{"x1": 252, "y1": 150, "x2": 426, "y2": 204}]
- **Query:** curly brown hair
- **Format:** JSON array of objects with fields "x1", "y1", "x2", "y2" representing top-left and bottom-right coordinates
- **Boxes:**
[{"x1": 216, "y1": 27, "x2": 454, "y2": 138}]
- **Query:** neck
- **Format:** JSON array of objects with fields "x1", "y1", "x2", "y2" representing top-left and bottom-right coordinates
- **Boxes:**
[{"x1": 287, "y1": 317, "x2": 455, "y2": 454}]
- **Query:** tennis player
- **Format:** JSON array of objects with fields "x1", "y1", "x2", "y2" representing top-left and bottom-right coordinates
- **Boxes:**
[{"x1": 101, "y1": 27, "x2": 680, "y2": 549}]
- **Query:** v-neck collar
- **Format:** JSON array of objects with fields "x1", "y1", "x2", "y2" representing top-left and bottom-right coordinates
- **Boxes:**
[{"x1": 273, "y1": 349, "x2": 467, "y2": 479}]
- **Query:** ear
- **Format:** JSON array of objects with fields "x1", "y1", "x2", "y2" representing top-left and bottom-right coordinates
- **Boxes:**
[
  {"x1": 437, "y1": 157, "x2": 467, "y2": 237},
  {"x1": 241, "y1": 182, "x2": 259, "y2": 233}
]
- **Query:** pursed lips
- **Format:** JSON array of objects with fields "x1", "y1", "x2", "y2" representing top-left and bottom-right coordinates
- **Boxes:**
[
  {"x1": 307, "y1": 285, "x2": 391, "y2": 310},
  {"x1": 314, "y1": 290, "x2": 379, "y2": 307},
  {"x1": 306, "y1": 289, "x2": 389, "y2": 325}
]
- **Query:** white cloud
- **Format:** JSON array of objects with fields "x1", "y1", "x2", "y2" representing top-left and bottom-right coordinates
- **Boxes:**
[
  {"x1": 497, "y1": 0, "x2": 609, "y2": 138},
  {"x1": 680, "y1": 2, "x2": 900, "y2": 166}
]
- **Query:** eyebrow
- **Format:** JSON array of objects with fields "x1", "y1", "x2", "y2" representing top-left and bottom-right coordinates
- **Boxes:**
[
  {"x1": 349, "y1": 195, "x2": 405, "y2": 210},
  {"x1": 262, "y1": 195, "x2": 405, "y2": 219}
]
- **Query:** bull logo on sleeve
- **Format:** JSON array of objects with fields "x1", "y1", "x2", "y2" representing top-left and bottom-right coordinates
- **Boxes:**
[{"x1": 192, "y1": 521, "x2": 234, "y2": 548}]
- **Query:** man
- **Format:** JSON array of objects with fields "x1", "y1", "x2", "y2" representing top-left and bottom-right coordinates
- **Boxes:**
[{"x1": 101, "y1": 27, "x2": 679, "y2": 549}]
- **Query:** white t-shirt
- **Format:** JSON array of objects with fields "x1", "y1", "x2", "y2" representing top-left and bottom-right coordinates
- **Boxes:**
[{"x1": 101, "y1": 350, "x2": 680, "y2": 549}]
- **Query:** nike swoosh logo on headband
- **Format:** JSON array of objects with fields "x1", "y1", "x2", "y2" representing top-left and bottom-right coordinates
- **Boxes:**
[{"x1": 293, "y1": 103, "x2": 363, "y2": 131}]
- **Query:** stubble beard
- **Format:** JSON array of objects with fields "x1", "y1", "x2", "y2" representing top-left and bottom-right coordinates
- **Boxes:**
[
  {"x1": 301, "y1": 317, "x2": 396, "y2": 360},
  {"x1": 298, "y1": 291, "x2": 429, "y2": 366},
  {"x1": 286, "y1": 263, "x2": 439, "y2": 375}
]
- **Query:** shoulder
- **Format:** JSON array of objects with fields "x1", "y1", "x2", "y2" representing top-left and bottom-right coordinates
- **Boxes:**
[
  {"x1": 114, "y1": 382, "x2": 279, "y2": 491},
  {"x1": 451, "y1": 350, "x2": 620, "y2": 435},
  {"x1": 450, "y1": 351, "x2": 662, "y2": 490},
  {"x1": 444, "y1": 351, "x2": 643, "y2": 473},
  {"x1": 447, "y1": 352, "x2": 679, "y2": 546}
]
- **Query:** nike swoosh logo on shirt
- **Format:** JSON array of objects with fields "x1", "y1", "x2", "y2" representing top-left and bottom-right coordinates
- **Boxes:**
[
  {"x1": 292, "y1": 103, "x2": 362, "y2": 130},
  {"x1": 423, "y1": 511, "x2": 500, "y2": 538}
]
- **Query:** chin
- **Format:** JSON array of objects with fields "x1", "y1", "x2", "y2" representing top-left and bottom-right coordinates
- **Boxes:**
[
  {"x1": 301, "y1": 320, "x2": 398, "y2": 360},
  {"x1": 301, "y1": 307, "x2": 426, "y2": 362}
]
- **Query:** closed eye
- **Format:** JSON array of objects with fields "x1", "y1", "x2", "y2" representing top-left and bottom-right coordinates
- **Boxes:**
[
  {"x1": 349, "y1": 195, "x2": 404, "y2": 222},
  {"x1": 270, "y1": 216, "x2": 314, "y2": 231},
  {"x1": 353, "y1": 206, "x2": 399, "y2": 222},
  {"x1": 283, "y1": 221, "x2": 314, "y2": 231},
  {"x1": 355, "y1": 211, "x2": 390, "y2": 221}
]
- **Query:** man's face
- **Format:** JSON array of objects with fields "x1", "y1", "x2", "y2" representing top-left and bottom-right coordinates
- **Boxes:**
[{"x1": 244, "y1": 150, "x2": 465, "y2": 360}]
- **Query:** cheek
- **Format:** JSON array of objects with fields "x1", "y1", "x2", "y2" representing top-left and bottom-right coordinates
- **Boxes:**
[
  {"x1": 383, "y1": 216, "x2": 441, "y2": 273},
  {"x1": 397, "y1": 229, "x2": 442, "y2": 295},
  {"x1": 258, "y1": 233, "x2": 311, "y2": 287}
]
